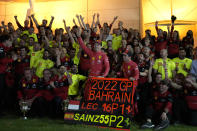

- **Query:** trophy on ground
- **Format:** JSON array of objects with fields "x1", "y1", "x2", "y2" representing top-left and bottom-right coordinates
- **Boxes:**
[{"x1": 19, "y1": 100, "x2": 31, "y2": 120}]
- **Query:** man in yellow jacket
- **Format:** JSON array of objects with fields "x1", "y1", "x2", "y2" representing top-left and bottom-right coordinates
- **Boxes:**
[
  {"x1": 64, "y1": 64, "x2": 87, "y2": 100},
  {"x1": 32, "y1": 49, "x2": 54, "y2": 78}
]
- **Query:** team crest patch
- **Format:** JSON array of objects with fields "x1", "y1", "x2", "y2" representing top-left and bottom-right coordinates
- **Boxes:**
[
  {"x1": 22, "y1": 83, "x2": 26, "y2": 87},
  {"x1": 158, "y1": 62, "x2": 162, "y2": 66},
  {"x1": 154, "y1": 96, "x2": 157, "y2": 100},
  {"x1": 18, "y1": 59, "x2": 21, "y2": 62},
  {"x1": 184, "y1": 89, "x2": 188, "y2": 94},
  {"x1": 33, "y1": 78, "x2": 36, "y2": 83},
  {"x1": 128, "y1": 66, "x2": 131, "y2": 69}
]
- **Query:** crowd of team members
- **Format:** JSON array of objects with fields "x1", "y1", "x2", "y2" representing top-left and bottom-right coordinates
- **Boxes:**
[{"x1": 0, "y1": 14, "x2": 197, "y2": 130}]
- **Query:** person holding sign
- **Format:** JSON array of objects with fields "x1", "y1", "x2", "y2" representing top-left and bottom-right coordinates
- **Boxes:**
[{"x1": 75, "y1": 26, "x2": 110, "y2": 77}]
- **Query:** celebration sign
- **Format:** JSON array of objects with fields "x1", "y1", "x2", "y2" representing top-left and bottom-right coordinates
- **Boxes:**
[{"x1": 64, "y1": 77, "x2": 137, "y2": 129}]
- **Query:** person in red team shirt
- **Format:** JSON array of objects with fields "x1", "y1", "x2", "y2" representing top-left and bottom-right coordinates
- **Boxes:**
[
  {"x1": 122, "y1": 51, "x2": 139, "y2": 82},
  {"x1": 38, "y1": 69, "x2": 55, "y2": 116},
  {"x1": 51, "y1": 65, "x2": 69, "y2": 117},
  {"x1": 75, "y1": 27, "x2": 110, "y2": 77},
  {"x1": 79, "y1": 43, "x2": 91, "y2": 76},
  {"x1": 154, "y1": 21, "x2": 168, "y2": 58},
  {"x1": 0, "y1": 34, "x2": 17, "y2": 114},
  {"x1": 141, "y1": 80, "x2": 173, "y2": 130},
  {"x1": 14, "y1": 46, "x2": 30, "y2": 82},
  {"x1": 17, "y1": 68, "x2": 45, "y2": 117},
  {"x1": 183, "y1": 74, "x2": 197, "y2": 125}
]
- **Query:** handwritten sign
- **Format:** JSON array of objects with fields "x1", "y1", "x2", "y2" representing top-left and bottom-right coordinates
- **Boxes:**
[{"x1": 64, "y1": 77, "x2": 137, "y2": 129}]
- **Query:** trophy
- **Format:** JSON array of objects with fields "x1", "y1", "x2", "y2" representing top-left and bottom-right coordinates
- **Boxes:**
[
  {"x1": 19, "y1": 101, "x2": 31, "y2": 120},
  {"x1": 62, "y1": 99, "x2": 69, "y2": 112}
]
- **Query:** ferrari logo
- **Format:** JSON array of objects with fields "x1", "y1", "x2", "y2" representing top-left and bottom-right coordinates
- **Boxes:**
[{"x1": 99, "y1": 55, "x2": 102, "y2": 59}]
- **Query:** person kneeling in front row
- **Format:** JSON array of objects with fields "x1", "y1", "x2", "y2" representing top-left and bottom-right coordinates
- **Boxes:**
[{"x1": 141, "y1": 80, "x2": 173, "y2": 130}]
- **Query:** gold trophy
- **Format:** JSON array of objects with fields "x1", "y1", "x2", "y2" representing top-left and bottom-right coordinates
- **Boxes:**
[{"x1": 19, "y1": 101, "x2": 31, "y2": 120}]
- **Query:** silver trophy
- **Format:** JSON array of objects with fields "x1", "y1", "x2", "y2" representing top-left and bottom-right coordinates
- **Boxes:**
[
  {"x1": 62, "y1": 99, "x2": 69, "y2": 112},
  {"x1": 19, "y1": 101, "x2": 31, "y2": 120}
]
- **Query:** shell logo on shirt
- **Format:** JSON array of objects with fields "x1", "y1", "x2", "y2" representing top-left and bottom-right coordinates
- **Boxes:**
[{"x1": 92, "y1": 57, "x2": 95, "y2": 60}]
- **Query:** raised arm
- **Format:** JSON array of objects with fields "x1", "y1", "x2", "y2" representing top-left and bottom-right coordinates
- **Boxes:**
[
  {"x1": 48, "y1": 16, "x2": 55, "y2": 29},
  {"x1": 14, "y1": 16, "x2": 23, "y2": 29},
  {"x1": 31, "y1": 14, "x2": 39, "y2": 28},
  {"x1": 96, "y1": 13, "x2": 102, "y2": 29},
  {"x1": 155, "y1": 21, "x2": 160, "y2": 36},
  {"x1": 110, "y1": 16, "x2": 118, "y2": 29},
  {"x1": 28, "y1": 16, "x2": 34, "y2": 28},
  {"x1": 169, "y1": 15, "x2": 175, "y2": 40},
  {"x1": 76, "y1": 14, "x2": 84, "y2": 29},
  {"x1": 80, "y1": 15, "x2": 87, "y2": 30},
  {"x1": 91, "y1": 13, "x2": 96, "y2": 29},
  {"x1": 75, "y1": 27, "x2": 93, "y2": 57},
  {"x1": 1, "y1": 21, "x2": 8, "y2": 33},
  {"x1": 73, "y1": 18, "x2": 77, "y2": 26},
  {"x1": 63, "y1": 19, "x2": 75, "y2": 44}
]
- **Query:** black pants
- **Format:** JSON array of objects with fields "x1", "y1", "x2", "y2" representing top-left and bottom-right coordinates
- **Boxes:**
[
  {"x1": 172, "y1": 97, "x2": 188, "y2": 123},
  {"x1": 51, "y1": 96, "x2": 64, "y2": 118},
  {"x1": 138, "y1": 84, "x2": 151, "y2": 114},
  {"x1": 29, "y1": 96, "x2": 47, "y2": 117},
  {"x1": 145, "y1": 106, "x2": 171, "y2": 124}
]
